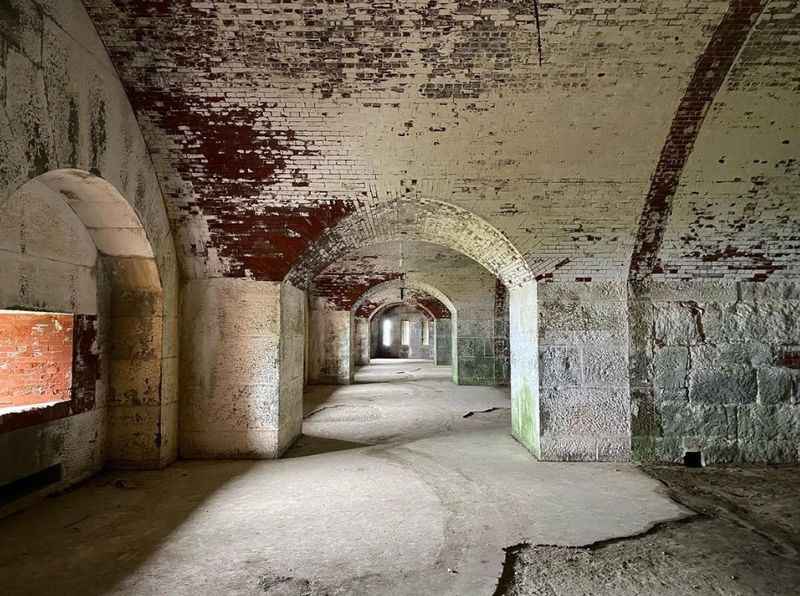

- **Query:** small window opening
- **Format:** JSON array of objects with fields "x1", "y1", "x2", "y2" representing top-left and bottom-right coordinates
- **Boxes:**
[
  {"x1": 0, "y1": 310, "x2": 74, "y2": 416},
  {"x1": 401, "y1": 320, "x2": 410, "y2": 346},
  {"x1": 382, "y1": 319, "x2": 392, "y2": 347},
  {"x1": 684, "y1": 451, "x2": 704, "y2": 468},
  {"x1": 422, "y1": 319, "x2": 430, "y2": 346}
]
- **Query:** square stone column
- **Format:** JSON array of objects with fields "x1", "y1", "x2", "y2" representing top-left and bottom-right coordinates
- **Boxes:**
[
  {"x1": 509, "y1": 281, "x2": 541, "y2": 458},
  {"x1": 353, "y1": 317, "x2": 371, "y2": 366},
  {"x1": 433, "y1": 319, "x2": 452, "y2": 366},
  {"x1": 538, "y1": 281, "x2": 631, "y2": 461},
  {"x1": 179, "y1": 279, "x2": 305, "y2": 458},
  {"x1": 308, "y1": 299, "x2": 352, "y2": 384}
]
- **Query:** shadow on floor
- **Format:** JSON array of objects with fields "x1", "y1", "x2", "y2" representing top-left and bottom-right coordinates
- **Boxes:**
[
  {"x1": 0, "y1": 461, "x2": 258, "y2": 596},
  {"x1": 283, "y1": 434, "x2": 370, "y2": 458}
]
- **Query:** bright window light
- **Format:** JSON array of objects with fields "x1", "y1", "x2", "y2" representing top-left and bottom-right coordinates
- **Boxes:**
[
  {"x1": 382, "y1": 319, "x2": 392, "y2": 347},
  {"x1": 0, "y1": 311, "x2": 75, "y2": 415},
  {"x1": 401, "y1": 320, "x2": 410, "y2": 346}
]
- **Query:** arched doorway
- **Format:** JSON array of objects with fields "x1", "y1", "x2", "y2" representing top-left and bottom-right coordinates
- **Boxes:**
[
  {"x1": 351, "y1": 278, "x2": 458, "y2": 381},
  {"x1": 287, "y1": 199, "x2": 541, "y2": 458}
]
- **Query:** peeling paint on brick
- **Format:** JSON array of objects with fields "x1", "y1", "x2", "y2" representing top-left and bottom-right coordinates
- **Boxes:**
[{"x1": 629, "y1": 0, "x2": 765, "y2": 281}]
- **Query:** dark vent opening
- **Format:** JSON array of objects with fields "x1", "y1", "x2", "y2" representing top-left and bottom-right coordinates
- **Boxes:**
[
  {"x1": 0, "y1": 464, "x2": 63, "y2": 507},
  {"x1": 684, "y1": 451, "x2": 704, "y2": 468}
]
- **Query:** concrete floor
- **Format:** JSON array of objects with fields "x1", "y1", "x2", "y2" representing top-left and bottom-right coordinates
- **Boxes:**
[
  {"x1": 501, "y1": 465, "x2": 800, "y2": 595},
  {"x1": 0, "y1": 360, "x2": 689, "y2": 595}
]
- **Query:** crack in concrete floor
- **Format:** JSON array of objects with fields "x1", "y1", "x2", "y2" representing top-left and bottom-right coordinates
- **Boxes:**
[
  {"x1": 463, "y1": 406, "x2": 510, "y2": 418},
  {"x1": 494, "y1": 464, "x2": 800, "y2": 595}
]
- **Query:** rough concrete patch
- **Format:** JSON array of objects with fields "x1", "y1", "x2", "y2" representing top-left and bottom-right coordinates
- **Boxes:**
[
  {"x1": 493, "y1": 515, "x2": 705, "y2": 596},
  {"x1": 497, "y1": 465, "x2": 800, "y2": 595},
  {"x1": 257, "y1": 575, "x2": 315, "y2": 595}
]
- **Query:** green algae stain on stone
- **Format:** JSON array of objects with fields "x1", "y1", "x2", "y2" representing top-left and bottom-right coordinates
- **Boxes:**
[
  {"x1": 512, "y1": 379, "x2": 539, "y2": 456},
  {"x1": 632, "y1": 436, "x2": 657, "y2": 463},
  {"x1": 26, "y1": 121, "x2": 50, "y2": 178},
  {"x1": 90, "y1": 96, "x2": 107, "y2": 171},
  {"x1": 68, "y1": 96, "x2": 80, "y2": 165}
]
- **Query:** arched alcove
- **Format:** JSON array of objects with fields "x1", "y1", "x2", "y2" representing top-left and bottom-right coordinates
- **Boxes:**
[{"x1": 0, "y1": 169, "x2": 169, "y2": 491}]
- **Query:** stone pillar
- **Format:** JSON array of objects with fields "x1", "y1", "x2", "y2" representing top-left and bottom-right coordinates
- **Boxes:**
[
  {"x1": 509, "y1": 281, "x2": 541, "y2": 458},
  {"x1": 538, "y1": 281, "x2": 630, "y2": 461},
  {"x1": 353, "y1": 317, "x2": 370, "y2": 366},
  {"x1": 179, "y1": 279, "x2": 305, "y2": 458},
  {"x1": 434, "y1": 319, "x2": 452, "y2": 366},
  {"x1": 106, "y1": 258, "x2": 165, "y2": 468},
  {"x1": 308, "y1": 299, "x2": 352, "y2": 384}
]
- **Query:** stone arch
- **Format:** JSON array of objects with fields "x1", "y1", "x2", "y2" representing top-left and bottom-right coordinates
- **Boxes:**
[
  {"x1": 351, "y1": 279, "x2": 459, "y2": 380},
  {"x1": 364, "y1": 301, "x2": 452, "y2": 367},
  {"x1": 352, "y1": 279, "x2": 457, "y2": 319},
  {"x1": 294, "y1": 209, "x2": 541, "y2": 458},
  {"x1": 0, "y1": 169, "x2": 171, "y2": 472},
  {"x1": 367, "y1": 300, "x2": 436, "y2": 323},
  {"x1": 286, "y1": 198, "x2": 533, "y2": 289}
]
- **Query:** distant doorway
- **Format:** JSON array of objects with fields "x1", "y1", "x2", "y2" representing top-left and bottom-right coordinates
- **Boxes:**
[{"x1": 371, "y1": 304, "x2": 432, "y2": 360}]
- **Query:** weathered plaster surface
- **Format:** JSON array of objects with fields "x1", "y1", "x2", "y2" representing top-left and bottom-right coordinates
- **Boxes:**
[{"x1": 180, "y1": 278, "x2": 304, "y2": 458}]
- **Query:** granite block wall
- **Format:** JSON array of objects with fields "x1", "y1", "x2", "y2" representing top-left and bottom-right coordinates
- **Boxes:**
[
  {"x1": 630, "y1": 280, "x2": 800, "y2": 464},
  {"x1": 456, "y1": 318, "x2": 509, "y2": 386},
  {"x1": 538, "y1": 281, "x2": 631, "y2": 462}
]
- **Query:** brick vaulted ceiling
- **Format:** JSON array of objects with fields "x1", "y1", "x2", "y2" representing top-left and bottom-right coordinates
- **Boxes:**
[
  {"x1": 84, "y1": 1, "x2": 800, "y2": 284},
  {"x1": 311, "y1": 240, "x2": 493, "y2": 310}
]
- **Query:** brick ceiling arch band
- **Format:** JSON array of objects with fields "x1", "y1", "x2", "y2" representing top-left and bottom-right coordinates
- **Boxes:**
[
  {"x1": 355, "y1": 289, "x2": 452, "y2": 320},
  {"x1": 369, "y1": 301, "x2": 437, "y2": 322},
  {"x1": 352, "y1": 279, "x2": 457, "y2": 321},
  {"x1": 287, "y1": 198, "x2": 533, "y2": 288}
]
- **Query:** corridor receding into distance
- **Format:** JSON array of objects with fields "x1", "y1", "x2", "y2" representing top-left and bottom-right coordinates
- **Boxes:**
[
  {"x1": 0, "y1": 357, "x2": 691, "y2": 595},
  {"x1": 1, "y1": 1, "x2": 800, "y2": 594}
]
